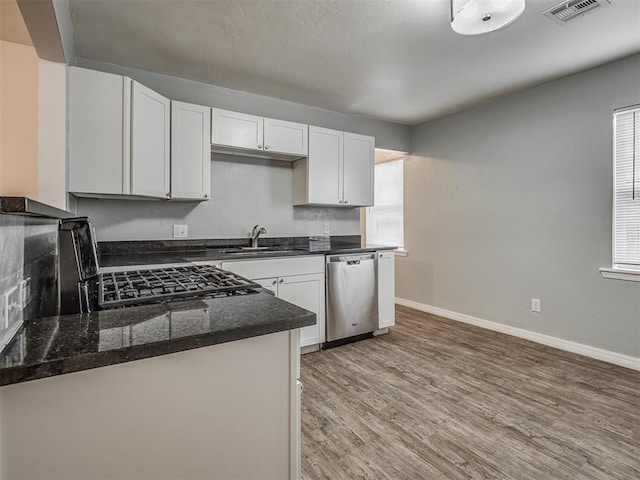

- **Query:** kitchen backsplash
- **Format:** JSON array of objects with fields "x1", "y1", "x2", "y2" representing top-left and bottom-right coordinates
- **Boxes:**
[
  {"x1": 76, "y1": 154, "x2": 361, "y2": 241},
  {"x1": 0, "y1": 214, "x2": 59, "y2": 331}
]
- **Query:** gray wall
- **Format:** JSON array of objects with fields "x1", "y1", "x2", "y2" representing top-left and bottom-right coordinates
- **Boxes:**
[
  {"x1": 398, "y1": 54, "x2": 640, "y2": 358},
  {"x1": 74, "y1": 58, "x2": 411, "y2": 241}
]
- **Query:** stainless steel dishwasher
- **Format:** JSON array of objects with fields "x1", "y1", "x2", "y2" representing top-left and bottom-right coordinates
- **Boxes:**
[{"x1": 325, "y1": 253, "x2": 378, "y2": 346}]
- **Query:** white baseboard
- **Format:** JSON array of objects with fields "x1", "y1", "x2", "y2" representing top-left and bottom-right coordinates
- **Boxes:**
[{"x1": 395, "y1": 297, "x2": 640, "y2": 371}]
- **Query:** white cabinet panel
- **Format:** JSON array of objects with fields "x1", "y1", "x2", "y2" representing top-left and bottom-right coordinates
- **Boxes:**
[
  {"x1": 211, "y1": 108, "x2": 263, "y2": 151},
  {"x1": 171, "y1": 101, "x2": 211, "y2": 200},
  {"x1": 68, "y1": 67, "x2": 130, "y2": 195},
  {"x1": 279, "y1": 274, "x2": 325, "y2": 347},
  {"x1": 343, "y1": 132, "x2": 375, "y2": 206},
  {"x1": 264, "y1": 118, "x2": 308, "y2": 156},
  {"x1": 131, "y1": 81, "x2": 170, "y2": 198},
  {"x1": 304, "y1": 126, "x2": 343, "y2": 205},
  {"x1": 377, "y1": 251, "x2": 395, "y2": 329}
]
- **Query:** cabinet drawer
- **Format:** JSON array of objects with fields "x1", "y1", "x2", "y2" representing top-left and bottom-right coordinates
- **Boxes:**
[{"x1": 221, "y1": 256, "x2": 324, "y2": 279}]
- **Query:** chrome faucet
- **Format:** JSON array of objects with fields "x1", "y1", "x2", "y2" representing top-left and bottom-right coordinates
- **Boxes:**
[{"x1": 251, "y1": 225, "x2": 267, "y2": 248}]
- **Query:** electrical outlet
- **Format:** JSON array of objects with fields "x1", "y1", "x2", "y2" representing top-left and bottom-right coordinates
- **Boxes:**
[
  {"x1": 323, "y1": 222, "x2": 330, "y2": 235},
  {"x1": 173, "y1": 225, "x2": 188, "y2": 238},
  {"x1": 3, "y1": 286, "x2": 22, "y2": 328},
  {"x1": 19, "y1": 278, "x2": 31, "y2": 308},
  {"x1": 531, "y1": 298, "x2": 541, "y2": 313}
]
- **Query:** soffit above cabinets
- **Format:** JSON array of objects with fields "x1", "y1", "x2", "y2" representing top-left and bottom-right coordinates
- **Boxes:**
[
  {"x1": 0, "y1": 0, "x2": 32, "y2": 46},
  {"x1": 68, "y1": 0, "x2": 640, "y2": 125}
]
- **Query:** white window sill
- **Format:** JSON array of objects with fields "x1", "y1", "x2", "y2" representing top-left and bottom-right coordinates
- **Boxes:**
[
  {"x1": 599, "y1": 267, "x2": 640, "y2": 282},
  {"x1": 395, "y1": 249, "x2": 408, "y2": 257}
]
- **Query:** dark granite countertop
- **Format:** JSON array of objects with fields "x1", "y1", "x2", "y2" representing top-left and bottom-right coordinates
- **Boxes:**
[
  {"x1": 0, "y1": 290, "x2": 315, "y2": 387},
  {"x1": 99, "y1": 239, "x2": 397, "y2": 269}
]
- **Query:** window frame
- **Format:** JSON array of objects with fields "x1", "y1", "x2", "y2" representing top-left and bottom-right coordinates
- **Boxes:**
[
  {"x1": 601, "y1": 104, "x2": 640, "y2": 282},
  {"x1": 364, "y1": 154, "x2": 406, "y2": 256}
]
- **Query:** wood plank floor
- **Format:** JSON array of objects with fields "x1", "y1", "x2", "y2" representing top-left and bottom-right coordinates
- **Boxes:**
[{"x1": 300, "y1": 305, "x2": 640, "y2": 480}]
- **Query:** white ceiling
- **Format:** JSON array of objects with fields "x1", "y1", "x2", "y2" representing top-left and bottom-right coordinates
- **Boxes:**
[{"x1": 68, "y1": 0, "x2": 640, "y2": 125}]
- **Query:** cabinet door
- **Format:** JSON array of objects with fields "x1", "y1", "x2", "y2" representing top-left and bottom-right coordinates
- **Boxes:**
[
  {"x1": 170, "y1": 101, "x2": 211, "y2": 200},
  {"x1": 255, "y1": 277, "x2": 278, "y2": 294},
  {"x1": 68, "y1": 67, "x2": 130, "y2": 195},
  {"x1": 343, "y1": 132, "x2": 374, "y2": 206},
  {"x1": 263, "y1": 118, "x2": 308, "y2": 156},
  {"x1": 377, "y1": 251, "x2": 396, "y2": 329},
  {"x1": 278, "y1": 273, "x2": 326, "y2": 347},
  {"x1": 307, "y1": 126, "x2": 343, "y2": 205},
  {"x1": 211, "y1": 108, "x2": 263, "y2": 151},
  {"x1": 131, "y1": 81, "x2": 170, "y2": 198}
]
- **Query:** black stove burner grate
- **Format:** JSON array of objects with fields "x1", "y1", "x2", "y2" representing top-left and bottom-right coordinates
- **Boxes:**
[{"x1": 99, "y1": 265, "x2": 260, "y2": 309}]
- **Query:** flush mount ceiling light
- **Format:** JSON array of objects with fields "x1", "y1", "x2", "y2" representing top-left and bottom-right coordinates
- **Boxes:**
[{"x1": 451, "y1": 0, "x2": 526, "y2": 35}]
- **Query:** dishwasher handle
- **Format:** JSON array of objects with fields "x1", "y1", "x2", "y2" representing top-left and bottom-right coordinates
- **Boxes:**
[{"x1": 327, "y1": 253, "x2": 376, "y2": 263}]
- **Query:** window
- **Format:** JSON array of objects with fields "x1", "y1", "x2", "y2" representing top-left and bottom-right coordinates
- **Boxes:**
[
  {"x1": 611, "y1": 106, "x2": 640, "y2": 272},
  {"x1": 366, "y1": 158, "x2": 404, "y2": 250}
]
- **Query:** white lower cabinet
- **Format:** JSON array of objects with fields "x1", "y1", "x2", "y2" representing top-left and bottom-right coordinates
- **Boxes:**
[
  {"x1": 377, "y1": 251, "x2": 396, "y2": 329},
  {"x1": 221, "y1": 256, "x2": 326, "y2": 348},
  {"x1": 278, "y1": 274, "x2": 325, "y2": 347}
]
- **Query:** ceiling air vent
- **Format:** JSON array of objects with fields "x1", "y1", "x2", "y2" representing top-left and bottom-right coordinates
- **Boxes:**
[{"x1": 543, "y1": 0, "x2": 611, "y2": 25}]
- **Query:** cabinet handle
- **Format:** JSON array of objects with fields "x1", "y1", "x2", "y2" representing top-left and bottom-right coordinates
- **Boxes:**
[
  {"x1": 204, "y1": 194, "x2": 208, "y2": 198},
  {"x1": 279, "y1": 278, "x2": 284, "y2": 284},
  {"x1": 166, "y1": 193, "x2": 171, "y2": 198},
  {"x1": 265, "y1": 145, "x2": 270, "y2": 150},
  {"x1": 272, "y1": 280, "x2": 277, "y2": 286},
  {"x1": 344, "y1": 200, "x2": 349, "y2": 204},
  {"x1": 258, "y1": 144, "x2": 263, "y2": 149},
  {"x1": 338, "y1": 200, "x2": 343, "y2": 204}
]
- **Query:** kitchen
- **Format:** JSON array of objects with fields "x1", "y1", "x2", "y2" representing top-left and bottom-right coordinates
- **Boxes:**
[{"x1": 1, "y1": 0, "x2": 639, "y2": 479}]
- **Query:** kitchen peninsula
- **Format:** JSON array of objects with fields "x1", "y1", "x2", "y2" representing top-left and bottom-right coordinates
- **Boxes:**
[{"x1": 0, "y1": 281, "x2": 314, "y2": 479}]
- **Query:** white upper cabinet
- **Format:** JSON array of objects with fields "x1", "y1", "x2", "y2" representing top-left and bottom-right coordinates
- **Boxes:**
[
  {"x1": 294, "y1": 126, "x2": 343, "y2": 206},
  {"x1": 171, "y1": 101, "x2": 211, "y2": 201},
  {"x1": 68, "y1": 67, "x2": 209, "y2": 201},
  {"x1": 293, "y1": 127, "x2": 374, "y2": 207},
  {"x1": 131, "y1": 81, "x2": 171, "y2": 198},
  {"x1": 211, "y1": 108, "x2": 308, "y2": 159},
  {"x1": 343, "y1": 132, "x2": 375, "y2": 206},
  {"x1": 68, "y1": 67, "x2": 131, "y2": 196},
  {"x1": 263, "y1": 118, "x2": 308, "y2": 156},
  {"x1": 211, "y1": 108, "x2": 263, "y2": 151}
]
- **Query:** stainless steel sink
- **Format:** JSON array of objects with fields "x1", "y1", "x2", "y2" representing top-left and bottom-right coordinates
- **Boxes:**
[
  {"x1": 225, "y1": 250, "x2": 297, "y2": 256},
  {"x1": 214, "y1": 245, "x2": 302, "y2": 256}
]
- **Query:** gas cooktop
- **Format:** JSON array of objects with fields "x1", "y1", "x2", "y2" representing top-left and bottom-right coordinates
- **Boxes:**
[{"x1": 98, "y1": 265, "x2": 260, "y2": 309}]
